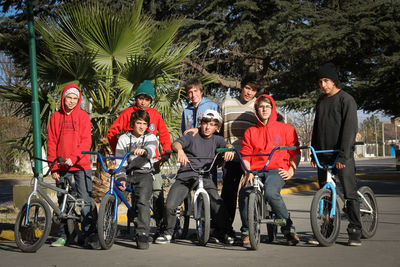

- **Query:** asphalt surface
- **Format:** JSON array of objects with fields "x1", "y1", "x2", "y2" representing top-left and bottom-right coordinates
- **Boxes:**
[{"x1": 0, "y1": 157, "x2": 399, "y2": 267}]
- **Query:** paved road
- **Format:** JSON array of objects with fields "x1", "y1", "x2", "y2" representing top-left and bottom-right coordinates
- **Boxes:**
[{"x1": 1, "y1": 176, "x2": 399, "y2": 267}]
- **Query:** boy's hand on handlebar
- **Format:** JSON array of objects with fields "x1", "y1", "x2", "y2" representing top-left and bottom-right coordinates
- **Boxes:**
[
  {"x1": 223, "y1": 151, "x2": 235, "y2": 162},
  {"x1": 336, "y1": 162, "x2": 346, "y2": 169},
  {"x1": 134, "y1": 148, "x2": 146, "y2": 156},
  {"x1": 51, "y1": 172, "x2": 60, "y2": 181},
  {"x1": 118, "y1": 181, "x2": 127, "y2": 191},
  {"x1": 241, "y1": 173, "x2": 254, "y2": 187},
  {"x1": 310, "y1": 161, "x2": 317, "y2": 168},
  {"x1": 177, "y1": 150, "x2": 189, "y2": 166},
  {"x1": 64, "y1": 158, "x2": 73, "y2": 167}
]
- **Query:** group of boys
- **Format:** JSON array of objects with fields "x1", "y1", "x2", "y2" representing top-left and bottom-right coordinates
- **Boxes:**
[{"x1": 47, "y1": 62, "x2": 362, "y2": 250}]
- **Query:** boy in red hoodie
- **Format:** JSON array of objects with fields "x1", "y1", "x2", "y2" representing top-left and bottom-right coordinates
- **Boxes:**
[
  {"x1": 239, "y1": 94, "x2": 301, "y2": 246},
  {"x1": 47, "y1": 83, "x2": 94, "y2": 247}
]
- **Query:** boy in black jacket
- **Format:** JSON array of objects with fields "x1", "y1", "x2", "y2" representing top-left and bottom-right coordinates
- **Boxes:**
[{"x1": 310, "y1": 62, "x2": 362, "y2": 246}]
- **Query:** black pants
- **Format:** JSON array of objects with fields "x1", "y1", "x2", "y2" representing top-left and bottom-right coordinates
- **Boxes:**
[
  {"x1": 221, "y1": 161, "x2": 244, "y2": 230},
  {"x1": 163, "y1": 178, "x2": 230, "y2": 236},
  {"x1": 317, "y1": 158, "x2": 362, "y2": 234},
  {"x1": 126, "y1": 172, "x2": 153, "y2": 236}
]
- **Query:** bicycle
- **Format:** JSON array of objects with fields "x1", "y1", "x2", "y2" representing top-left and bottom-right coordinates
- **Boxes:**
[
  {"x1": 230, "y1": 146, "x2": 298, "y2": 250},
  {"x1": 82, "y1": 151, "x2": 158, "y2": 250},
  {"x1": 12, "y1": 145, "x2": 97, "y2": 253},
  {"x1": 166, "y1": 148, "x2": 229, "y2": 246},
  {"x1": 307, "y1": 145, "x2": 378, "y2": 247}
]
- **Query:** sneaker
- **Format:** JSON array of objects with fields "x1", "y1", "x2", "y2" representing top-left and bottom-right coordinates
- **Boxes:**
[
  {"x1": 307, "y1": 238, "x2": 319, "y2": 245},
  {"x1": 242, "y1": 235, "x2": 250, "y2": 248},
  {"x1": 136, "y1": 234, "x2": 149, "y2": 250},
  {"x1": 223, "y1": 234, "x2": 234, "y2": 245},
  {"x1": 84, "y1": 234, "x2": 100, "y2": 249},
  {"x1": 51, "y1": 237, "x2": 66, "y2": 247},
  {"x1": 285, "y1": 232, "x2": 300, "y2": 246},
  {"x1": 155, "y1": 234, "x2": 172, "y2": 244},
  {"x1": 348, "y1": 231, "x2": 361, "y2": 247}
]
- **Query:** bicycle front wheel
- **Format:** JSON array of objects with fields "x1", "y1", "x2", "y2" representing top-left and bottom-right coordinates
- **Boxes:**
[
  {"x1": 310, "y1": 189, "x2": 340, "y2": 247},
  {"x1": 195, "y1": 193, "x2": 210, "y2": 246},
  {"x1": 359, "y1": 186, "x2": 378, "y2": 239},
  {"x1": 14, "y1": 198, "x2": 52, "y2": 252},
  {"x1": 97, "y1": 194, "x2": 118, "y2": 250},
  {"x1": 248, "y1": 192, "x2": 261, "y2": 250}
]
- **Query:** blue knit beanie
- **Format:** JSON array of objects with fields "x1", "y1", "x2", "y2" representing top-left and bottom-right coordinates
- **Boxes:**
[{"x1": 135, "y1": 80, "x2": 155, "y2": 100}]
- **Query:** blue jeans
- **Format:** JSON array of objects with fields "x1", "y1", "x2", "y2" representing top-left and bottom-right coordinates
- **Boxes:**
[
  {"x1": 238, "y1": 170, "x2": 293, "y2": 234},
  {"x1": 56, "y1": 170, "x2": 94, "y2": 239}
]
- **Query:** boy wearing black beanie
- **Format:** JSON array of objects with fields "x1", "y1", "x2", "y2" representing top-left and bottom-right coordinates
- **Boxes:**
[{"x1": 310, "y1": 62, "x2": 362, "y2": 246}]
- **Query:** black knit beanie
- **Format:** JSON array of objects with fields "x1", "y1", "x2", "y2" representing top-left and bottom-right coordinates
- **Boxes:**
[{"x1": 317, "y1": 62, "x2": 339, "y2": 83}]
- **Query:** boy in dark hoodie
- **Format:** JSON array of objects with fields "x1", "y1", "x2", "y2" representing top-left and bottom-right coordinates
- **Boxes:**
[
  {"x1": 47, "y1": 83, "x2": 94, "y2": 247},
  {"x1": 239, "y1": 94, "x2": 301, "y2": 246}
]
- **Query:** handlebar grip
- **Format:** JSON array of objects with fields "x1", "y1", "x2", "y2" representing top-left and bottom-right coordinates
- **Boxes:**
[
  {"x1": 298, "y1": 145, "x2": 309, "y2": 149},
  {"x1": 81, "y1": 151, "x2": 97, "y2": 155},
  {"x1": 11, "y1": 144, "x2": 28, "y2": 152},
  {"x1": 279, "y1": 146, "x2": 298, "y2": 150},
  {"x1": 163, "y1": 150, "x2": 174, "y2": 154},
  {"x1": 216, "y1": 148, "x2": 235, "y2": 153},
  {"x1": 355, "y1": 142, "x2": 365, "y2": 146}
]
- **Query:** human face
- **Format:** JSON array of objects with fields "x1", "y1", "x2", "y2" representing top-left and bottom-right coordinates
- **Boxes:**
[
  {"x1": 240, "y1": 84, "x2": 257, "y2": 102},
  {"x1": 132, "y1": 119, "x2": 148, "y2": 137},
  {"x1": 257, "y1": 101, "x2": 272, "y2": 124},
  {"x1": 135, "y1": 94, "x2": 152, "y2": 110},
  {"x1": 200, "y1": 120, "x2": 218, "y2": 138},
  {"x1": 318, "y1": 78, "x2": 339, "y2": 96},
  {"x1": 64, "y1": 93, "x2": 79, "y2": 114},
  {"x1": 187, "y1": 87, "x2": 203, "y2": 107}
]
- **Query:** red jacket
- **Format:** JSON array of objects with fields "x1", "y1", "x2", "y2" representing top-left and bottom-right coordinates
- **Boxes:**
[
  {"x1": 240, "y1": 94, "x2": 300, "y2": 170},
  {"x1": 107, "y1": 106, "x2": 171, "y2": 157},
  {"x1": 47, "y1": 83, "x2": 92, "y2": 172}
]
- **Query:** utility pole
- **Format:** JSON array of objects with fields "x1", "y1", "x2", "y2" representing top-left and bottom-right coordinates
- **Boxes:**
[
  {"x1": 27, "y1": 0, "x2": 42, "y2": 175},
  {"x1": 382, "y1": 121, "x2": 385, "y2": 158}
]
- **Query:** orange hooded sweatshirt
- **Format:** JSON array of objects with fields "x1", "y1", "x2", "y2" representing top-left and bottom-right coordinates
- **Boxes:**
[
  {"x1": 240, "y1": 94, "x2": 300, "y2": 170},
  {"x1": 47, "y1": 83, "x2": 92, "y2": 172}
]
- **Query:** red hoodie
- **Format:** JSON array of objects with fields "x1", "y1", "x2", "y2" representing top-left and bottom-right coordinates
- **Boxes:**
[
  {"x1": 47, "y1": 83, "x2": 92, "y2": 172},
  {"x1": 240, "y1": 94, "x2": 300, "y2": 170},
  {"x1": 107, "y1": 106, "x2": 171, "y2": 156}
]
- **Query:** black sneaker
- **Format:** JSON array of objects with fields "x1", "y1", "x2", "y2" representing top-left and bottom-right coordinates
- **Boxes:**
[
  {"x1": 348, "y1": 229, "x2": 361, "y2": 247},
  {"x1": 136, "y1": 234, "x2": 149, "y2": 249}
]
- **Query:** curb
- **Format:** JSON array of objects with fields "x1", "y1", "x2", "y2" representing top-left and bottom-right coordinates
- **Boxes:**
[{"x1": 0, "y1": 230, "x2": 14, "y2": 241}]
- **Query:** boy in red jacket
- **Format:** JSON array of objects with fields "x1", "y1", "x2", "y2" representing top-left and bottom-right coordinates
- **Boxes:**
[
  {"x1": 239, "y1": 94, "x2": 301, "y2": 246},
  {"x1": 107, "y1": 80, "x2": 172, "y2": 227},
  {"x1": 47, "y1": 82, "x2": 94, "y2": 247}
]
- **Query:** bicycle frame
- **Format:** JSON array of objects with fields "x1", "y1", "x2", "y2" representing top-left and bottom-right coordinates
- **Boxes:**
[{"x1": 89, "y1": 151, "x2": 154, "y2": 223}]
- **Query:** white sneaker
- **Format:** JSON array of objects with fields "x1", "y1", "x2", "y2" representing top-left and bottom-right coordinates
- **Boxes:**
[
  {"x1": 155, "y1": 234, "x2": 172, "y2": 244},
  {"x1": 307, "y1": 238, "x2": 319, "y2": 245}
]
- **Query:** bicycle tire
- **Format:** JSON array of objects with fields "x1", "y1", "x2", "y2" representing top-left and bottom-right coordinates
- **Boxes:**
[
  {"x1": 359, "y1": 186, "x2": 378, "y2": 239},
  {"x1": 14, "y1": 198, "x2": 52, "y2": 252},
  {"x1": 248, "y1": 192, "x2": 261, "y2": 250},
  {"x1": 196, "y1": 193, "x2": 210, "y2": 246},
  {"x1": 310, "y1": 188, "x2": 341, "y2": 247},
  {"x1": 175, "y1": 196, "x2": 190, "y2": 239},
  {"x1": 97, "y1": 194, "x2": 118, "y2": 250}
]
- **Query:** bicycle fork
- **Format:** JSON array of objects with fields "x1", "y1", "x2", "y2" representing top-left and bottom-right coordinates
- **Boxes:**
[
  {"x1": 193, "y1": 176, "x2": 210, "y2": 221},
  {"x1": 319, "y1": 170, "x2": 338, "y2": 218}
]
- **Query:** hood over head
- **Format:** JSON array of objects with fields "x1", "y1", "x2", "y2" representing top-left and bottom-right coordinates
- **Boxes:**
[
  {"x1": 61, "y1": 82, "x2": 82, "y2": 114},
  {"x1": 254, "y1": 94, "x2": 277, "y2": 126}
]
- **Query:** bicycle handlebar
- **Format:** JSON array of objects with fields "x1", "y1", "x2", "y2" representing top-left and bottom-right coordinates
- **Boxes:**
[
  {"x1": 81, "y1": 151, "x2": 130, "y2": 174},
  {"x1": 11, "y1": 145, "x2": 66, "y2": 177}
]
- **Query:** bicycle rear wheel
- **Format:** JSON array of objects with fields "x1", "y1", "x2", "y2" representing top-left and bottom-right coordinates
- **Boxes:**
[
  {"x1": 248, "y1": 192, "x2": 261, "y2": 250},
  {"x1": 310, "y1": 188, "x2": 341, "y2": 247},
  {"x1": 174, "y1": 195, "x2": 190, "y2": 239},
  {"x1": 359, "y1": 186, "x2": 378, "y2": 239},
  {"x1": 97, "y1": 194, "x2": 118, "y2": 250},
  {"x1": 14, "y1": 198, "x2": 52, "y2": 252},
  {"x1": 195, "y1": 193, "x2": 210, "y2": 246}
]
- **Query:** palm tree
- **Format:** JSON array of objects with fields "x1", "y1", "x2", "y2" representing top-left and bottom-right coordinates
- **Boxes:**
[{"x1": 35, "y1": 0, "x2": 195, "y2": 146}]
